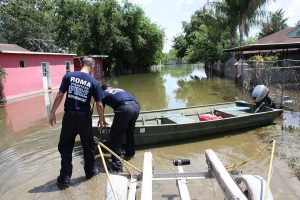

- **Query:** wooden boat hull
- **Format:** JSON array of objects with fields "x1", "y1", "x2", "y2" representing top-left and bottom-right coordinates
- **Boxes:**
[{"x1": 92, "y1": 101, "x2": 282, "y2": 146}]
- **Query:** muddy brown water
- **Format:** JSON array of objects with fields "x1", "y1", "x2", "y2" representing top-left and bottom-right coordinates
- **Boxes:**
[{"x1": 0, "y1": 64, "x2": 299, "y2": 199}]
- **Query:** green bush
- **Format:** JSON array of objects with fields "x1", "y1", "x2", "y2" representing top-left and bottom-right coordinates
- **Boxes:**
[{"x1": 248, "y1": 54, "x2": 278, "y2": 62}]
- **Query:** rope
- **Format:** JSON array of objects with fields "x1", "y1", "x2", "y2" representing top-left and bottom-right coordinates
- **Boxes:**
[
  {"x1": 98, "y1": 142, "x2": 142, "y2": 173},
  {"x1": 264, "y1": 140, "x2": 276, "y2": 200},
  {"x1": 225, "y1": 140, "x2": 273, "y2": 171},
  {"x1": 97, "y1": 144, "x2": 119, "y2": 200}
]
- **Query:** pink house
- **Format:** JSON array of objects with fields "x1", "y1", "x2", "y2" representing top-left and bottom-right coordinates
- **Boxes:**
[{"x1": 0, "y1": 44, "x2": 76, "y2": 101}]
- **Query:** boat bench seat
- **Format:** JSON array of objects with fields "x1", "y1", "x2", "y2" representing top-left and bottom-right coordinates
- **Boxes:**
[
  {"x1": 161, "y1": 113, "x2": 196, "y2": 124},
  {"x1": 214, "y1": 106, "x2": 252, "y2": 117}
]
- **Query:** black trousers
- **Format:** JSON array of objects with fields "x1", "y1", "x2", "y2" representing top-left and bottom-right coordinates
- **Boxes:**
[
  {"x1": 58, "y1": 112, "x2": 96, "y2": 179},
  {"x1": 110, "y1": 102, "x2": 140, "y2": 170}
]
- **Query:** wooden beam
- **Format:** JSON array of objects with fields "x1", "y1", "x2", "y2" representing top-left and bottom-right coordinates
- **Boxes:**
[
  {"x1": 205, "y1": 149, "x2": 247, "y2": 200},
  {"x1": 176, "y1": 165, "x2": 191, "y2": 200},
  {"x1": 141, "y1": 152, "x2": 153, "y2": 200},
  {"x1": 127, "y1": 177, "x2": 138, "y2": 200}
]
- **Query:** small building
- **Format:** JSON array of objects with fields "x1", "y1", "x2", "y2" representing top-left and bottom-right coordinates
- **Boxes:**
[
  {"x1": 74, "y1": 55, "x2": 108, "y2": 80},
  {"x1": 0, "y1": 44, "x2": 76, "y2": 101}
]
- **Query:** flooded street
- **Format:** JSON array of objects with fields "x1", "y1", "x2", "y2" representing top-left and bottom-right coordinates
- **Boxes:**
[{"x1": 0, "y1": 64, "x2": 299, "y2": 199}]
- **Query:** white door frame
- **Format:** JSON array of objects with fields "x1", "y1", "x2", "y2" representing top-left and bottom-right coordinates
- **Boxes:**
[{"x1": 41, "y1": 62, "x2": 52, "y2": 90}]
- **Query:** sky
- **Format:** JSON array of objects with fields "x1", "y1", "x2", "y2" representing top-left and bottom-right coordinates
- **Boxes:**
[{"x1": 124, "y1": 0, "x2": 300, "y2": 53}]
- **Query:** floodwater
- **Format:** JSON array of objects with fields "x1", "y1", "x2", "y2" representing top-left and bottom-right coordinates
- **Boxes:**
[{"x1": 0, "y1": 64, "x2": 299, "y2": 200}]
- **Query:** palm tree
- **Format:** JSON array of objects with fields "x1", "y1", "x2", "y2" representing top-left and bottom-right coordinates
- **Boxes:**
[
  {"x1": 235, "y1": 0, "x2": 270, "y2": 46},
  {"x1": 209, "y1": 0, "x2": 270, "y2": 48},
  {"x1": 207, "y1": 0, "x2": 239, "y2": 48}
]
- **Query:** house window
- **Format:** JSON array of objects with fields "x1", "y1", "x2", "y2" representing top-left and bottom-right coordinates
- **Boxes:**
[
  {"x1": 65, "y1": 61, "x2": 71, "y2": 73},
  {"x1": 96, "y1": 64, "x2": 101, "y2": 74},
  {"x1": 19, "y1": 60, "x2": 26, "y2": 68}
]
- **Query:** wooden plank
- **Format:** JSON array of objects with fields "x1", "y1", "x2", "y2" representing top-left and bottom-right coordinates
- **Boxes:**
[
  {"x1": 127, "y1": 177, "x2": 138, "y2": 200},
  {"x1": 205, "y1": 149, "x2": 247, "y2": 200},
  {"x1": 141, "y1": 152, "x2": 153, "y2": 200},
  {"x1": 176, "y1": 166, "x2": 191, "y2": 200}
]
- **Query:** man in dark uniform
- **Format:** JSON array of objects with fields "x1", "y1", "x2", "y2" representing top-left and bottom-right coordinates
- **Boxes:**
[
  {"x1": 101, "y1": 83, "x2": 140, "y2": 172},
  {"x1": 49, "y1": 56, "x2": 105, "y2": 189}
]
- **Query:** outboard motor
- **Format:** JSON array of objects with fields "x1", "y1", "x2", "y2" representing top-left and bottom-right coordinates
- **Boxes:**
[
  {"x1": 252, "y1": 85, "x2": 269, "y2": 103},
  {"x1": 252, "y1": 85, "x2": 276, "y2": 111}
]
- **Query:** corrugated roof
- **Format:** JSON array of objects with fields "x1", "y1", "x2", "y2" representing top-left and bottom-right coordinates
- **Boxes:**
[
  {"x1": 256, "y1": 27, "x2": 300, "y2": 44},
  {"x1": 224, "y1": 42, "x2": 300, "y2": 52},
  {"x1": 0, "y1": 43, "x2": 31, "y2": 52},
  {"x1": 0, "y1": 50, "x2": 76, "y2": 56},
  {"x1": 0, "y1": 43, "x2": 76, "y2": 56},
  {"x1": 224, "y1": 27, "x2": 300, "y2": 52}
]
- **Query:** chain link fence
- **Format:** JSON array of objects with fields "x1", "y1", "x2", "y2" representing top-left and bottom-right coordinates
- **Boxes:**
[{"x1": 241, "y1": 59, "x2": 300, "y2": 111}]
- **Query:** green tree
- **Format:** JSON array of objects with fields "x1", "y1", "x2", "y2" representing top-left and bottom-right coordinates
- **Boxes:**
[
  {"x1": 0, "y1": 0, "x2": 57, "y2": 51},
  {"x1": 161, "y1": 48, "x2": 178, "y2": 64},
  {"x1": 173, "y1": 7, "x2": 230, "y2": 64},
  {"x1": 173, "y1": 34, "x2": 188, "y2": 58},
  {"x1": 133, "y1": 17, "x2": 164, "y2": 69},
  {"x1": 258, "y1": 9, "x2": 288, "y2": 39},
  {"x1": 55, "y1": 0, "x2": 94, "y2": 55}
]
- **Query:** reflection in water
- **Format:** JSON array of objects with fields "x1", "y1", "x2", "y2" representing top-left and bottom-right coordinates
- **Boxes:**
[
  {"x1": 163, "y1": 74, "x2": 186, "y2": 108},
  {"x1": 0, "y1": 92, "x2": 61, "y2": 135},
  {"x1": 0, "y1": 64, "x2": 299, "y2": 199},
  {"x1": 162, "y1": 64, "x2": 208, "y2": 108}
]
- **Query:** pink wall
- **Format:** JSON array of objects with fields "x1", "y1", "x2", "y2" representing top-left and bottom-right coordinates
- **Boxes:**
[{"x1": 0, "y1": 53, "x2": 74, "y2": 100}]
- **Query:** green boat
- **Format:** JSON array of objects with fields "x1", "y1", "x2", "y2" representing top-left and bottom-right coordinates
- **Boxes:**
[{"x1": 92, "y1": 101, "x2": 282, "y2": 146}]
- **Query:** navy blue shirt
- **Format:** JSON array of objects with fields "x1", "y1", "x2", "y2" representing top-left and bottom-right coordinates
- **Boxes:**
[
  {"x1": 102, "y1": 88, "x2": 136, "y2": 110},
  {"x1": 59, "y1": 71, "x2": 104, "y2": 112}
]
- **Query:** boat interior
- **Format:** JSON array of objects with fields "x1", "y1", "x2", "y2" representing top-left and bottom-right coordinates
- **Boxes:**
[
  {"x1": 99, "y1": 102, "x2": 274, "y2": 127},
  {"x1": 134, "y1": 102, "x2": 266, "y2": 126}
]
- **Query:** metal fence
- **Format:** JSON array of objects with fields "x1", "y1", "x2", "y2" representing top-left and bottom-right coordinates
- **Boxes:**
[{"x1": 242, "y1": 59, "x2": 300, "y2": 111}]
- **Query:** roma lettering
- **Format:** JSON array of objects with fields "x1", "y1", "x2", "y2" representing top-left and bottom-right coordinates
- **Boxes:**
[{"x1": 70, "y1": 77, "x2": 91, "y2": 87}]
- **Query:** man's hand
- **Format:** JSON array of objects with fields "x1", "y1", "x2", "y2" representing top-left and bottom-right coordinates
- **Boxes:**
[
  {"x1": 49, "y1": 112, "x2": 56, "y2": 126},
  {"x1": 48, "y1": 92, "x2": 64, "y2": 126},
  {"x1": 98, "y1": 119, "x2": 104, "y2": 129}
]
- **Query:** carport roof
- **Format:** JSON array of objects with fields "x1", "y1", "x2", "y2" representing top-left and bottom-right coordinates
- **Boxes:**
[
  {"x1": 224, "y1": 27, "x2": 300, "y2": 52},
  {"x1": 224, "y1": 42, "x2": 300, "y2": 52}
]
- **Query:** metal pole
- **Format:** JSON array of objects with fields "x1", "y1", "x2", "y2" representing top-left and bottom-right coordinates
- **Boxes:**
[{"x1": 280, "y1": 59, "x2": 285, "y2": 108}]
